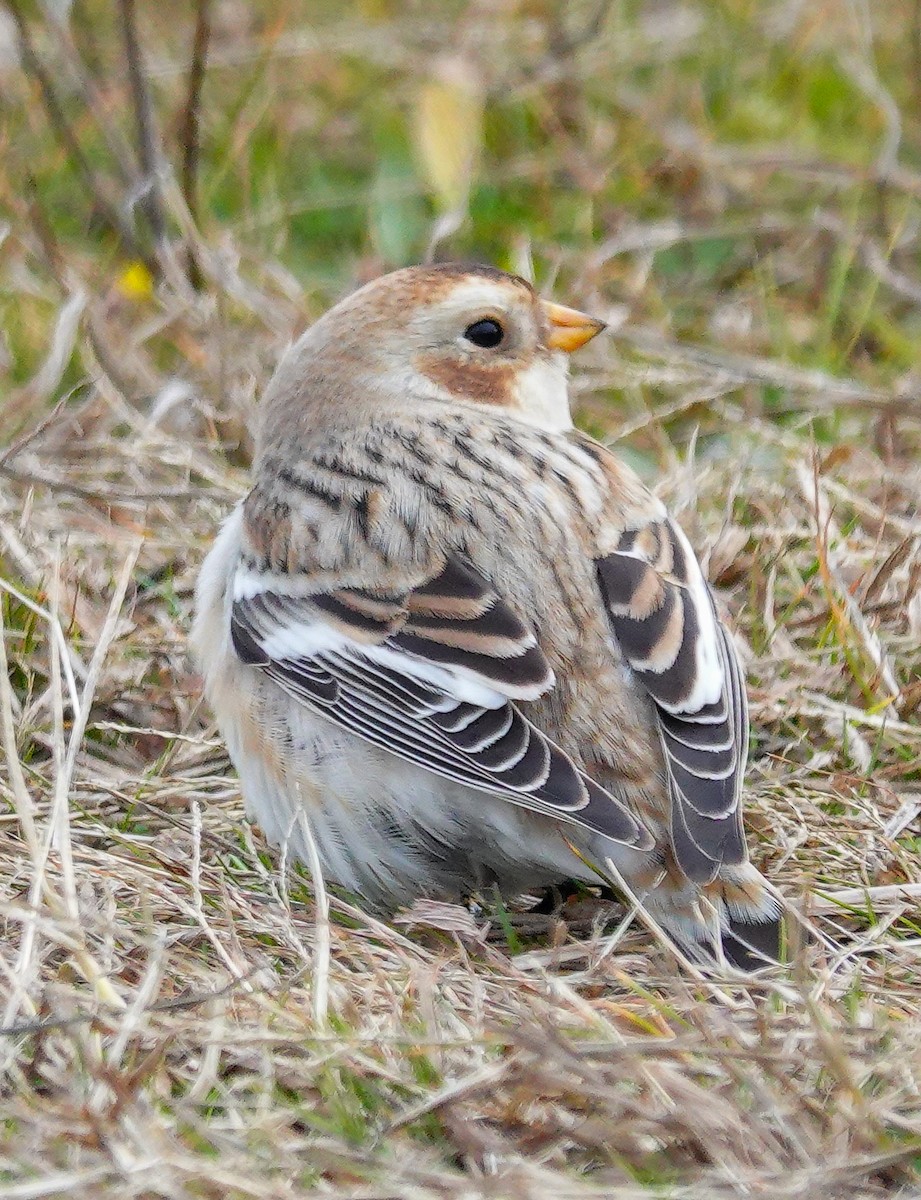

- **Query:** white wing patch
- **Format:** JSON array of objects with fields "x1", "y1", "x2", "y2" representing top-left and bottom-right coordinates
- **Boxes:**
[{"x1": 662, "y1": 520, "x2": 723, "y2": 713}]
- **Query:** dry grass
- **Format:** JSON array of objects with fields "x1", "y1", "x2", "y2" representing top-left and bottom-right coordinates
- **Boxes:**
[{"x1": 1, "y1": 2, "x2": 921, "y2": 1196}]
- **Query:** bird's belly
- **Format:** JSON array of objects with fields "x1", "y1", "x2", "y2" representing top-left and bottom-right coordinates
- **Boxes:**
[{"x1": 223, "y1": 686, "x2": 626, "y2": 910}]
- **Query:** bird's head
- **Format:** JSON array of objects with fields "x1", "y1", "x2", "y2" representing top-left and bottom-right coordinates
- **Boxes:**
[{"x1": 258, "y1": 263, "x2": 606, "y2": 450}]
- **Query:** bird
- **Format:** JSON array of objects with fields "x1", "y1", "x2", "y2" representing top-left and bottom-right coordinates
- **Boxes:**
[{"x1": 192, "y1": 262, "x2": 781, "y2": 966}]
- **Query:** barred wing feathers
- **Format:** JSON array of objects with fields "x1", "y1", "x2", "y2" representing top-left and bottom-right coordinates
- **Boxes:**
[
  {"x1": 596, "y1": 517, "x2": 749, "y2": 881},
  {"x1": 231, "y1": 552, "x2": 649, "y2": 849}
]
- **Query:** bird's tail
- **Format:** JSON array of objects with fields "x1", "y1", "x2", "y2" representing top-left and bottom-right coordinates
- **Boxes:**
[{"x1": 647, "y1": 861, "x2": 783, "y2": 970}]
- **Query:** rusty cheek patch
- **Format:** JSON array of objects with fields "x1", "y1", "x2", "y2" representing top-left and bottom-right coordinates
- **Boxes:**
[{"x1": 416, "y1": 352, "x2": 518, "y2": 407}]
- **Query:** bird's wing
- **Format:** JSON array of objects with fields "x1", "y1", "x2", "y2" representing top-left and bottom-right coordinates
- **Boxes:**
[
  {"x1": 595, "y1": 515, "x2": 749, "y2": 880},
  {"x1": 230, "y1": 548, "x2": 650, "y2": 849}
]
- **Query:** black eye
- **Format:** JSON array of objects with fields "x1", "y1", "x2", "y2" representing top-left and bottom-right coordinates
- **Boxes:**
[{"x1": 463, "y1": 318, "x2": 504, "y2": 349}]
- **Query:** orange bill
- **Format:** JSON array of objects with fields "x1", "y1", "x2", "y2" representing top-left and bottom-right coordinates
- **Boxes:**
[{"x1": 542, "y1": 301, "x2": 606, "y2": 352}]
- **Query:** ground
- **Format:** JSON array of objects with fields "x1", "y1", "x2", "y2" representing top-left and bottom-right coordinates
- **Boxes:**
[{"x1": 0, "y1": 2, "x2": 920, "y2": 1197}]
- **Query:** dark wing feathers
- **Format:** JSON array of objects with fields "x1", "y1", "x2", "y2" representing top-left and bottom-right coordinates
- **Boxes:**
[
  {"x1": 389, "y1": 629, "x2": 552, "y2": 690},
  {"x1": 311, "y1": 589, "x2": 403, "y2": 635},
  {"x1": 231, "y1": 552, "x2": 648, "y2": 849},
  {"x1": 409, "y1": 557, "x2": 490, "y2": 609},
  {"x1": 233, "y1": 504, "x2": 748, "y2": 879},
  {"x1": 597, "y1": 518, "x2": 748, "y2": 881}
]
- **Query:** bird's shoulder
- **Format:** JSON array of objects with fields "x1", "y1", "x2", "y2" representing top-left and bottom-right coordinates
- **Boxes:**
[{"x1": 239, "y1": 412, "x2": 673, "y2": 587}]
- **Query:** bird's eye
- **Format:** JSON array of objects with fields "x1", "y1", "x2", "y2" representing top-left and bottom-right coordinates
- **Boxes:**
[{"x1": 463, "y1": 318, "x2": 504, "y2": 349}]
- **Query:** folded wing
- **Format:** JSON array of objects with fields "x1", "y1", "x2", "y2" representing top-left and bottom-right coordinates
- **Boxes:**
[
  {"x1": 231, "y1": 550, "x2": 650, "y2": 849},
  {"x1": 596, "y1": 517, "x2": 749, "y2": 880}
]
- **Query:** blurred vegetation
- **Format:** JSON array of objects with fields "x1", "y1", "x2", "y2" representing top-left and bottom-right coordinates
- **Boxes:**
[{"x1": 4, "y1": 1, "x2": 921, "y2": 415}]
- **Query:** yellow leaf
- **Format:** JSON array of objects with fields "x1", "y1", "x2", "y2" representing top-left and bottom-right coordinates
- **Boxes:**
[
  {"x1": 116, "y1": 261, "x2": 154, "y2": 301},
  {"x1": 413, "y1": 57, "x2": 483, "y2": 214}
]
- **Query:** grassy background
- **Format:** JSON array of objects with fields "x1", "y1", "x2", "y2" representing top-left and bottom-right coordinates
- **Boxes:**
[{"x1": 1, "y1": 1, "x2": 920, "y2": 1196}]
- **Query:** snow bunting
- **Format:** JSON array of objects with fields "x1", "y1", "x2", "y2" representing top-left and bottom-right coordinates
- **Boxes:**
[{"x1": 193, "y1": 263, "x2": 780, "y2": 965}]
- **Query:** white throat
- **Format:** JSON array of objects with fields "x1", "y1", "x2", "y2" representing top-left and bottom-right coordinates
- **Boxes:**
[{"x1": 512, "y1": 353, "x2": 573, "y2": 433}]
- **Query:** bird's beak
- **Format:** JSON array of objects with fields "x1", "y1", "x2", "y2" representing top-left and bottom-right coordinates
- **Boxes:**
[{"x1": 542, "y1": 301, "x2": 607, "y2": 353}]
